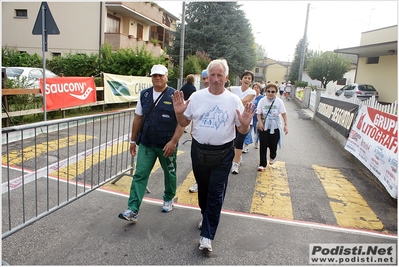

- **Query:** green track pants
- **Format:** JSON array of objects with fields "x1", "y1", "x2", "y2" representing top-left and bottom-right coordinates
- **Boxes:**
[{"x1": 127, "y1": 144, "x2": 177, "y2": 212}]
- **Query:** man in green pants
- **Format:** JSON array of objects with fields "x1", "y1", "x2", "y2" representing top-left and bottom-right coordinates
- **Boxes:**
[{"x1": 118, "y1": 64, "x2": 184, "y2": 223}]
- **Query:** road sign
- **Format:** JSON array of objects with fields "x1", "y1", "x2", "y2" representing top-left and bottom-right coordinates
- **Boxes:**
[
  {"x1": 32, "y1": 2, "x2": 60, "y2": 35},
  {"x1": 32, "y1": 2, "x2": 60, "y2": 121}
]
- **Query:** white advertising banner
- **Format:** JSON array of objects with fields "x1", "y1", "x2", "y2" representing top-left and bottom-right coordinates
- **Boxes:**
[
  {"x1": 103, "y1": 73, "x2": 152, "y2": 103},
  {"x1": 345, "y1": 105, "x2": 398, "y2": 198}
]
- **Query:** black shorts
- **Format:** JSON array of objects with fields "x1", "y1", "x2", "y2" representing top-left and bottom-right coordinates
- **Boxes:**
[{"x1": 234, "y1": 127, "x2": 246, "y2": 149}]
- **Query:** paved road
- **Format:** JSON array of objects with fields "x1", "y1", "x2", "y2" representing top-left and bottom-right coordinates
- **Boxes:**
[{"x1": 2, "y1": 96, "x2": 397, "y2": 265}]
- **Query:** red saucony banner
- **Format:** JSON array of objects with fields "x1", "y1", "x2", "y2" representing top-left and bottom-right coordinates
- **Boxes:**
[{"x1": 40, "y1": 77, "x2": 97, "y2": 111}]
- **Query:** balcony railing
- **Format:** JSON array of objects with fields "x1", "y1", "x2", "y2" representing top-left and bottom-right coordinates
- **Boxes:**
[{"x1": 104, "y1": 33, "x2": 163, "y2": 56}]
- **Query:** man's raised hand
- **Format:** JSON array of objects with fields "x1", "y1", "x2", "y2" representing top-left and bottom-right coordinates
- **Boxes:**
[{"x1": 171, "y1": 91, "x2": 189, "y2": 114}]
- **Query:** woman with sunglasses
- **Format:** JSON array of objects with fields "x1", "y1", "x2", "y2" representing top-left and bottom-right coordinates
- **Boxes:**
[{"x1": 256, "y1": 83, "x2": 288, "y2": 171}]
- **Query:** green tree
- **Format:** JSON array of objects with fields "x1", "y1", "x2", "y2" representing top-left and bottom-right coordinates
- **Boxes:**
[
  {"x1": 307, "y1": 51, "x2": 351, "y2": 88},
  {"x1": 168, "y1": 2, "x2": 257, "y2": 79},
  {"x1": 98, "y1": 44, "x2": 168, "y2": 76},
  {"x1": 183, "y1": 55, "x2": 202, "y2": 77},
  {"x1": 181, "y1": 51, "x2": 212, "y2": 77},
  {"x1": 288, "y1": 38, "x2": 310, "y2": 83},
  {"x1": 256, "y1": 43, "x2": 267, "y2": 61},
  {"x1": 47, "y1": 51, "x2": 99, "y2": 77},
  {"x1": 194, "y1": 50, "x2": 212, "y2": 70},
  {"x1": 2, "y1": 46, "x2": 42, "y2": 68}
]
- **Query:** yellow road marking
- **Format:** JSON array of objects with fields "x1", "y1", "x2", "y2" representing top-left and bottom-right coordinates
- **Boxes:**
[
  {"x1": 102, "y1": 175, "x2": 133, "y2": 194},
  {"x1": 250, "y1": 161, "x2": 293, "y2": 219},
  {"x1": 2, "y1": 135, "x2": 93, "y2": 165},
  {"x1": 101, "y1": 150, "x2": 184, "y2": 195},
  {"x1": 313, "y1": 165, "x2": 384, "y2": 230},
  {"x1": 50, "y1": 141, "x2": 128, "y2": 180},
  {"x1": 9, "y1": 133, "x2": 384, "y2": 232},
  {"x1": 101, "y1": 157, "x2": 163, "y2": 195},
  {"x1": 175, "y1": 171, "x2": 198, "y2": 205}
]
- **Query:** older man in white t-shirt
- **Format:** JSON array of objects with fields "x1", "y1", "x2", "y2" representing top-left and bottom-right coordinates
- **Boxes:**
[{"x1": 172, "y1": 59, "x2": 254, "y2": 253}]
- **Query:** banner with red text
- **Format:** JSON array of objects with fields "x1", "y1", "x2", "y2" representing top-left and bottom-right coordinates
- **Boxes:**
[
  {"x1": 345, "y1": 105, "x2": 398, "y2": 198},
  {"x1": 103, "y1": 73, "x2": 152, "y2": 103},
  {"x1": 40, "y1": 77, "x2": 97, "y2": 111}
]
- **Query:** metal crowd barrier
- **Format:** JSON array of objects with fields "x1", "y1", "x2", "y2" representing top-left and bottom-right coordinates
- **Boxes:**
[{"x1": 2, "y1": 108, "x2": 136, "y2": 239}]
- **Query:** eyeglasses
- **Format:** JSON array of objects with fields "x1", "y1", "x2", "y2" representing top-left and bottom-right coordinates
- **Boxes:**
[{"x1": 266, "y1": 90, "x2": 276, "y2": 93}]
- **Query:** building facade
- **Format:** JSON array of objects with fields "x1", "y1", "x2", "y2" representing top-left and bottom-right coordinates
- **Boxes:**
[
  {"x1": 335, "y1": 25, "x2": 397, "y2": 103},
  {"x1": 2, "y1": 2, "x2": 178, "y2": 59},
  {"x1": 253, "y1": 57, "x2": 291, "y2": 85}
]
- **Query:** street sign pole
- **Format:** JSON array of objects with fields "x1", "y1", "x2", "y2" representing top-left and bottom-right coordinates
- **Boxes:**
[
  {"x1": 41, "y1": 3, "x2": 47, "y2": 120},
  {"x1": 32, "y1": 1, "x2": 60, "y2": 121}
]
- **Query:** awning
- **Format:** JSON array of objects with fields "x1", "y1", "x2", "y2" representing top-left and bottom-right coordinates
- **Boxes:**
[{"x1": 334, "y1": 41, "x2": 397, "y2": 57}]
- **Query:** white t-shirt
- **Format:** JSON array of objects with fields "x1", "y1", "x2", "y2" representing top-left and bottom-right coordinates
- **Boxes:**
[
  {"x1": 279, "y1": 83, "x2": 286, "y2": 92},
  {"x1": 256, "y1": 96, "x2": 286, "y2": 120},
  {"x1": 230, "y1": 86, "x2": 256, "y2": 125},
  {"x1": 184, "y1": 88, "x2": 244, "y2": 145},
  {"x1": 135, "y1": 89, "x2": 162, "y2": 116},
  {"x1": 257, "y1": 96, "x2": 286, "y2": 146},
  {"x1": 285, "y1": 84, "x2": 292, "y2": 93},
  {"x1": 230, "y1": 86, "x2": 256, "y2": 102}
]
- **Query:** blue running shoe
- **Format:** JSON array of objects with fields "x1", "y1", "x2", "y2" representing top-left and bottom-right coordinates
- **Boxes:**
[
  {"x1": 118, "y1": 209, "x2": 138, "y2": 222},
  {"x1": 161, "y1": 200, "x2": 174, "y2": 212}
]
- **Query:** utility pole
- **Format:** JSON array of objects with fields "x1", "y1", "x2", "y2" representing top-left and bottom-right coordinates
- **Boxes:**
[
  {"x1": 177, "y1": 2, "x2": 186, "y2": 90},
  {"x1": 286, "y1": 55, "x2": 290, "y2": 82},
  {"x1": 298, "y1": 3, "x2": 310, "y2": 82},
  {"x1": 368, "y1": 7, "x2": 375, "y2": 30}
]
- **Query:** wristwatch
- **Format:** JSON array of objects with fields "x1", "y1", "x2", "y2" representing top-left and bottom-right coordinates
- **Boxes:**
[{"x1": 129, "y1": 140, "x2": 136, "y2": 144}]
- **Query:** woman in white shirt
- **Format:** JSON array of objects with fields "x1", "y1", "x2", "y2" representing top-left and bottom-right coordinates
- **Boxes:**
[
  {"x1": 228, "y1": 70, "x2": 256, "y2": 174},
  {"x1": 256, "y1": 83, "x2": 289, "y2": 171}
]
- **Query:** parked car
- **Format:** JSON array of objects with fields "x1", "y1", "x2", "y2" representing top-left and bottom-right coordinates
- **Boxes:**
[
  {"x1": 335, "y1": 83, "x2": 379, "y2": 100},
  {"x1": 5, "y1": 67, "x2": 58, "y2": 89}
]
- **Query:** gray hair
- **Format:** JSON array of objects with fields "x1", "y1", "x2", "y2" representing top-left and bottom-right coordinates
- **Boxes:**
[{"x1": 207, "y1": 59, "x2": 229, "y2": 77}]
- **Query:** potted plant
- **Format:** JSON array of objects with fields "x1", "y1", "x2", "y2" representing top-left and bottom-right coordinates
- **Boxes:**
[{"x1": 150, "y1": 38, "x2": 159, "y2": 45}]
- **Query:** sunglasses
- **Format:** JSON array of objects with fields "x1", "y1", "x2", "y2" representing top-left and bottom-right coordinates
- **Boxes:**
[{"x1": 266, "y1": 90, "x2": 276, "y2": 93}]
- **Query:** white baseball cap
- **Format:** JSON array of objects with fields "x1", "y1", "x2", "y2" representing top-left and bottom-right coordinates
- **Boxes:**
[{"x1": 150, "y1": 65, "x2": 168, "y2": 76}]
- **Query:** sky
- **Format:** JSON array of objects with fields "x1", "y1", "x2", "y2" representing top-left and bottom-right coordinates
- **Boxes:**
[{"x1": 156, "y1": 1, "x2": 398, "y2": 61}]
